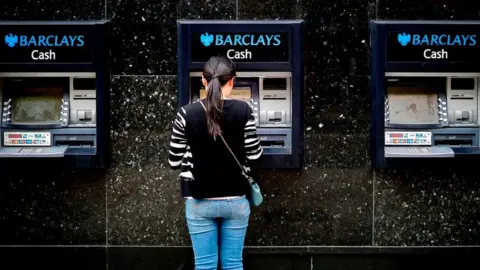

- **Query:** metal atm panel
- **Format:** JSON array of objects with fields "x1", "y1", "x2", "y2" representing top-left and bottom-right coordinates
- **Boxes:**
[
  {"x1": 370, "y1": 20, "x2": 480, "y2": 168},
  {"x1": 178, "y1": 20, "x2": 304, "y2": 169}
]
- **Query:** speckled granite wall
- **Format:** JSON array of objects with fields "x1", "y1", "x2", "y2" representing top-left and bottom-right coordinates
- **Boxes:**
[{"x1": 1, "y1": 0, "x2": 480, "y2": 269}]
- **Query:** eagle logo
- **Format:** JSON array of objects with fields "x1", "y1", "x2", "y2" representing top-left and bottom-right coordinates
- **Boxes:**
[
  {"x1": 397, "y1": 33, "x2": 411, "y2": 47},
  {"x1": 200, "y1": 33, "x2": 214, "y2": 47},
  {"x1": 5, "y1": 34, "x2": 18, "y2": 48}
]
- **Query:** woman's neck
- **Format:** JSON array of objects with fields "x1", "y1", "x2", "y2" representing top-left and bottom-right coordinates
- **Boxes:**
[{"x1": 221, "y1": 90, "x2": 231, "y2": 99}]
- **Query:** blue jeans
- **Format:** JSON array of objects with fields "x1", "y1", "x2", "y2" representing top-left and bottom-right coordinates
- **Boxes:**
[{"x1": 185, "y1": 196, "x2": 250, "y2": 270}]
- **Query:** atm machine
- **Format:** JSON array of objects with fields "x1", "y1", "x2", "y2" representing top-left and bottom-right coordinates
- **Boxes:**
[
  {"x1": 0, "y1": 21, "x2": 110, "y2": 169},
  {"x1": 370, "y1": 20, "x2": 480, "y2": 168},
  {"x1": 177, "y1": 20, "x2": 304, "y2": 169}
]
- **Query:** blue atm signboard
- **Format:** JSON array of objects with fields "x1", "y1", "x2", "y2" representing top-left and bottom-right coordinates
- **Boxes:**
[
  {"x1": 0, "y1": 25, "x2": 93, "y2": 63},
  {"x1": 190, "y1": 32, "x2": 290, "y2": 63},
  {"x1": 387, "y1": 27, "x2": 480, "y2": 63}
]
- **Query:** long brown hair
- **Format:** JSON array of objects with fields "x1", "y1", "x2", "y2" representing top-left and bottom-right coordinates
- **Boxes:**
[{"x1": 202, "y1": 56, "x2": 236, "y2": 138}]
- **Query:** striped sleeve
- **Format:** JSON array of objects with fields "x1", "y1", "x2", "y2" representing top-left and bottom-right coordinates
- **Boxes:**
[
  {"x1": 244, "y1": 106, "x2": 263, "y2": 160},
  {"x1": 168, "y1": 108, "x2": 187, "y2": 169}
]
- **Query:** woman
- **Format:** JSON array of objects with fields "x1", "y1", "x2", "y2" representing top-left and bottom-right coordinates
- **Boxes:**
[{"x1": 168, "y1": 56, "x2": 263, "y2": 269}]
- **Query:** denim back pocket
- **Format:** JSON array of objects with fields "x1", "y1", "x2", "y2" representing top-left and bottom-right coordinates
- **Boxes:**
[
  {"x1": 228, "y1": 197, "x2": 250, "y2": 219},
  {"x1": 185, "y1": 199, "x2": 212, "y2": 220}
]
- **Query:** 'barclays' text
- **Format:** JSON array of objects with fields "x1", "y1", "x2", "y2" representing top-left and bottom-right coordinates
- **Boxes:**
[
  {"x1": 18, "y1": 35, "x2": 85, "y2": 47},
  {"x1": 412, "y1": 34, "x2": 476, "y2": 46},
  {"x1": 214, "y1": 34, "x2": 281, "y2": 46}
]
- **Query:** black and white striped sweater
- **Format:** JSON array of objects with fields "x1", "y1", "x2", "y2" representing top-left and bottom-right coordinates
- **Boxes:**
[{"x1": 168, "y1": 99, "x2": 263, "y2": 199}]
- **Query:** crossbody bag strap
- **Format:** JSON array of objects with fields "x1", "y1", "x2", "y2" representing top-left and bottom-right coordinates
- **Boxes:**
[{"x1": 199, "y1": 101, "x2": 247, "y2": 174}]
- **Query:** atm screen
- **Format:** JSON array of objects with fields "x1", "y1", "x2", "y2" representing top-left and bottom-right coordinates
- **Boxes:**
[
  {"x1": 7, "y1": 78, "x2": 64, "y2": 125},
  {"x1": 200, "y1": 86, "x2": 252, "y2": 103},
  {"x1": 387, "y1": 86, "x2": 439, "y2": 125}
]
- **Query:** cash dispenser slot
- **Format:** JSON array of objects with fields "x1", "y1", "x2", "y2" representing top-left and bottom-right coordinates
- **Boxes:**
[
  {"x1": 434, "y1": 134, "x2": 474, "y2": 147},
  {"x1": 259, "y1": 134, "x2": 289, "y2": 152},
  {"x1": 433, "y1": 134, "x2": 480, "y2": 154},
  {"x1": 54, "y1": 135, "x2": 96, "y2": 155},
  {"x1": 260, "y1": 134, "x2": 286, "y2": 147},
  {"x1": 261, "y1": 140, "x2": 285, "y2": 147},
  {"x1": 435, "y1": 139, "x2": 473, "y2": 146},
  {"x1": 55, "y1": 139, "x2": 94, "y2": 147}
]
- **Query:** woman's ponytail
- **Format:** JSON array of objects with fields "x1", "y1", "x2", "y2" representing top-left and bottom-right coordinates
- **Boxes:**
[
  {"x1": 202, "y1": 56, "x2": 237, "y2": 139},
  {"x1": 205, "y1": 75, "x2": 223, "y2": 138}
]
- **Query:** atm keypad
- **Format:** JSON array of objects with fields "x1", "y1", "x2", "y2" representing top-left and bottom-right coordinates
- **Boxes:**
[
  {"x1": 405, "y1": 147, "x2": 431, "y2": 153},
  {"x1": 18, "y1": 148, "x2": 44, "y2": 153}
]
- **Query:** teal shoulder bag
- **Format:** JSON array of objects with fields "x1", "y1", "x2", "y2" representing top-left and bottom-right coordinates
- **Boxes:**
[{"x1": 218, "y1": 133, "x2": 263, "y2": 207}]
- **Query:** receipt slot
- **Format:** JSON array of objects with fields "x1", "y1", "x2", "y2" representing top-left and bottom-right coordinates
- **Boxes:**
[
  {"x1": 177, "y1": 20, "x2": 304, "y2": 168},
  {"x1": 371, "y1": 20, "x2": 480, "y2": 168},
  {"x1": 0, "y1": 21, "x2": 110, "y2": 169}
]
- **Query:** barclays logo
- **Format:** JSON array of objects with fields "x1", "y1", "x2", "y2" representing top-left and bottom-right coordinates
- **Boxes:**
[
  {"x1": 3, "y1": 33, "x2": 84, "y2": 48},
  {"x1": 397, "y1": 33, "x2": 411, "y2": 46},
  {"x1": 5, "y1": 34, "x2": 18, "y2": 48},
  {"x1": 200, "y1": 33, "x2": 214, "y2": 47},
  {"x1": 200, "y1": 32, "x2": 282, "y2": 47},
  {"x1": 397, "y1": 32, "x2": 476, "y2": 47}
]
